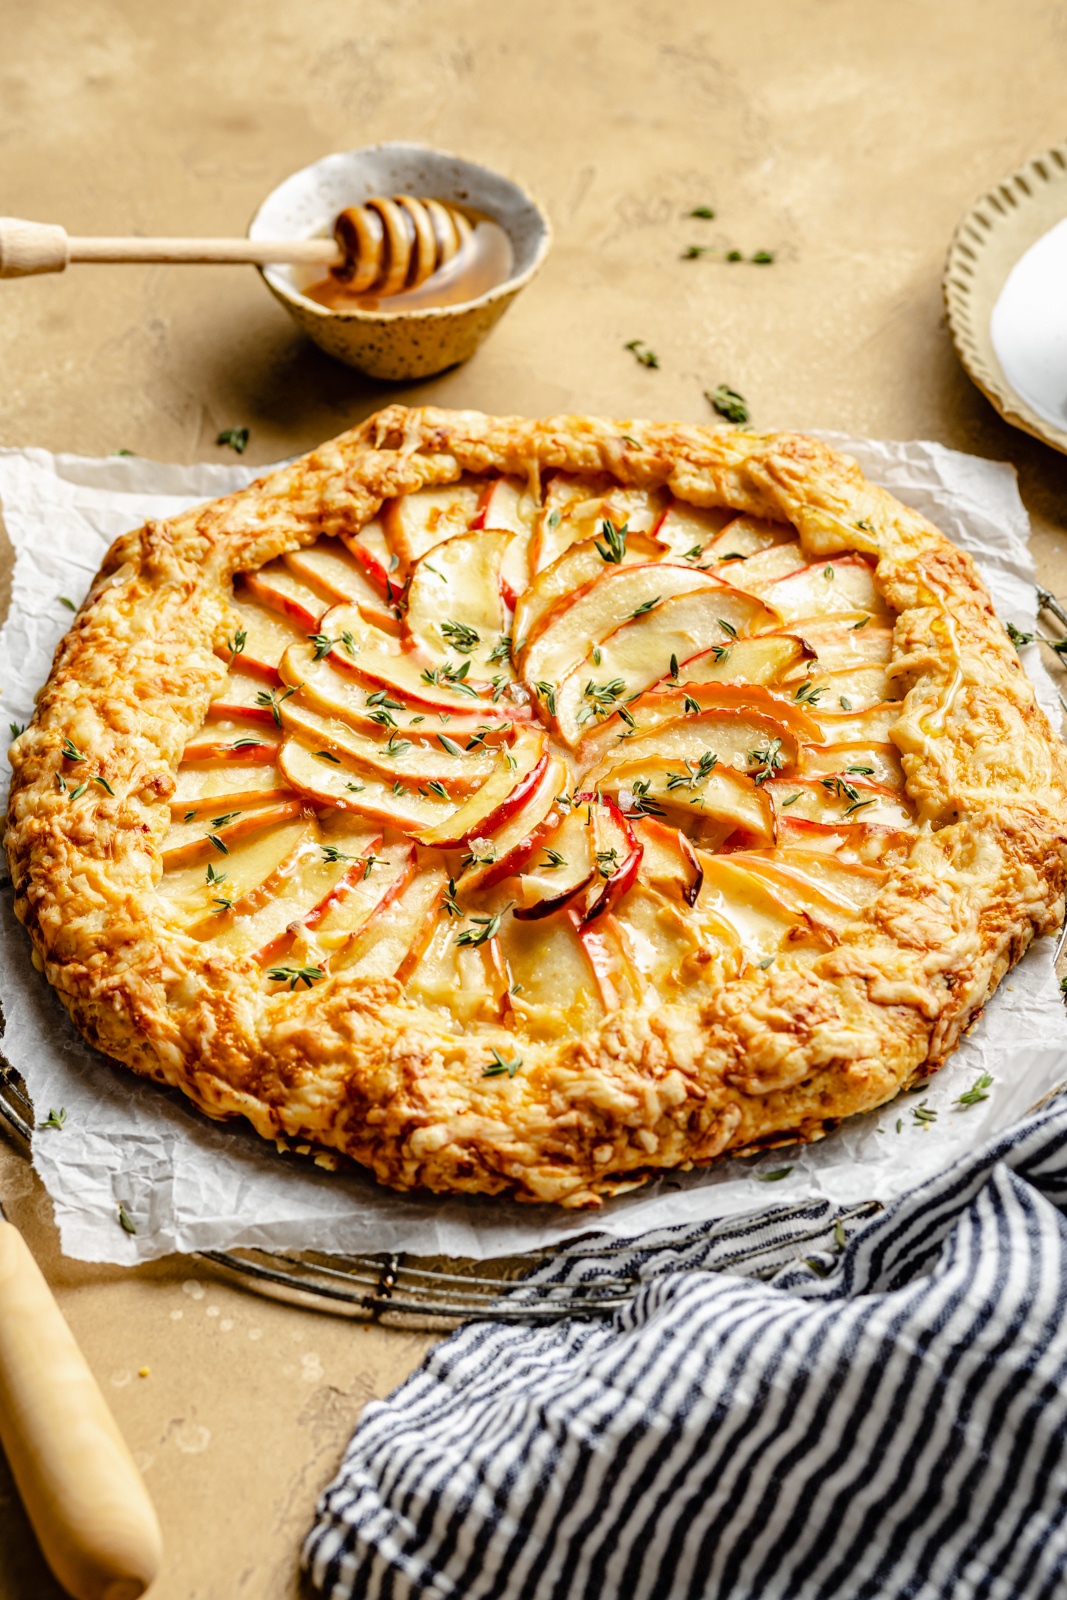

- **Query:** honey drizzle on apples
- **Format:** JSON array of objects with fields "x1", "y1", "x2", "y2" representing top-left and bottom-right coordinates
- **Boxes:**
[{"x1": 160, "y1": 474, "x2": 916, "y2": 1040}]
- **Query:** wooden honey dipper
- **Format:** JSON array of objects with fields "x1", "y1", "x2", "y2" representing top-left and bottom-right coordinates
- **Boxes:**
[{"x1": 0, "y1": 196, "x2": 476, "y2": 297}]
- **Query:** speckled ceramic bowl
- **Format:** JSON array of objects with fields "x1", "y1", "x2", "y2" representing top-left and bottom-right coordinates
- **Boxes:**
[{"x1": 249, "y1": 143, "x2": 551, "y2": 381}]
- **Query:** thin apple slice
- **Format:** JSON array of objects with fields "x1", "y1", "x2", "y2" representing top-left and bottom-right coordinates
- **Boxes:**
[
  {"x1": 459, "y1": 756, "x2": 568, "y2": 891},
  {"x1": 706, "y1": 515, "x2": 797, "y2": 561},
  {"x1": 222, "y1": 597, "x2": 306, "y2": 684},
  {"x1": 768, "y1": 775, "x2": 913, "y2": 831},
  {"x1": 207, "y1": 672, "x2": 280, "y2": 724},
  {"x1": 782, "y1": 619, "x2": 894, "y2": 673},
  {"x1": 713, "y1": 540, "x2": 807, "y2": 588},
  {"x1": 522, "y1": 563, "x2": 772, "y2": 688},
  {"x1": 528, "y1": 473, "x2": 615, "y2": 573},
  {"x1": 278, "y1": 645, "x2": 522, "y2": 741},
  {"x1": 416, "y1": 729, "x2": 547, "y2": 848},
  {"x1": 284, "y1": 543, "x2": 396, "y2": 629},
  {"x1": 552, "y1": 587, "x2": 784, "y2": 746},
  {"x1": 279, "y1": 698, "x2": 497, "y2": 793},
  {"x1": 612, "y1": 883, "x2": 740, "y2": 994},
  {"x1": 278, "y1": 739, "x2": 458, "y2": 833},
  {"x1": 339, "y1": 517, "x2": 395, "y2": 594},
  {"x1": 802, "y1": 664, "x2": 895, "y2": 712},
  {"x1": 331, "y1": 867, "x2": 448, "y2": 977},
  {"x1": 512, "y1": 530, "x2": 666, "y2": 658},
  {"x1": 238, "y1": 563, "x2": 324, "y2": 632},
  {"x1": 596, "y1": 756, "x2": 776, "y2": 845},
  {"x1": 695, "y1": 851, "x2": 828, "y2": 961},
  {"x1": 512, "y1": 802, "x2": 597, "y2": 916},
  {"x1": 802, "y1": 741, "x2": 906, "y2": 790},
  {"x1": 160, "y1": 813, "x2": 313, "y2": 923},
  {"x1": 726, "y1": 848, "x2": 886, "y2": 927},
  {"x1": 315, "y1": 603, "x2": 498, "y2": 713},
  {"x1": 160, "y1": 798, "x2": 307, "y2": 871},
  {"x1": 280, "y1": 839, "x2": 414, "y2": 966},
  {"x1": 774, "y1": 814, "x2": 914, "y2": 863},
  {"x1": 403, "y1": 529, "x2": 510, "y2": 671},
  {"x1": 583, "y1": 704, "x2": 807, "y2": 787},
  {"x1": 383, "y1": 483, "x2": 482, "y2": 571},
  {"x1": 473, "y1": 476, "x2": 539, "y2": 607},
  {"x1": 179, "y1": 735, "x2": 281, "y2": 764},
  {"x1": 649, "y1": 499, "x2": 737, "y2": 561},
  {"x1": 171, "y1": 762, "x2": 294, "y2": 815},
  {"x1": 571, "y1": 911, "x2": 645, "y2": 1008},
  {"x1": 811, "y1": 701, "x2": 901, "y2": 747},
  {"x1": 497, "y1": 912, "x2": 606, "y2": 1041},
  {"x1": 761, "y1": 555, "x2": 889, "y2": 623},
  {"x1": 672, "y1": 633, "x2": 813, "y2": 690},
  {"x1": 632, "y1": 816, "x2": 703, "y2": 906}
]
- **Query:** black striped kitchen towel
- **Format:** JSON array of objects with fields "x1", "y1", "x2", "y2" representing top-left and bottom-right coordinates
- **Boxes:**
[{"x1": 303, "y1": 1098, "x2": 1067, "y2": 1600}]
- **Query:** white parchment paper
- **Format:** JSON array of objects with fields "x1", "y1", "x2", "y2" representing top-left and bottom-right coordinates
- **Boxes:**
[{"x1": 1, "y1": 436, "x2": 1064, "y2": 1264}]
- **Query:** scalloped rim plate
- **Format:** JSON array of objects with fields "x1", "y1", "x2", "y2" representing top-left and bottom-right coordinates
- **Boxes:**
[{"x1": 944, "y1": 140, "x2": 1067, "y2": 455}]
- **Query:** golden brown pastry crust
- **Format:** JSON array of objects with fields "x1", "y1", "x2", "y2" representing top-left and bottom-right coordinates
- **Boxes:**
[{"x1": 7, "y1": 407, "x2": 1067, "y2": 1206}]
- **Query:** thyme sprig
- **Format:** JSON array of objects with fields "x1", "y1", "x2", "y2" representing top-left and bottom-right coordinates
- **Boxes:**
[
  {"x1": 267, "y1": 964, "x2": 325, "y2": 991},
  {"x1": 706, "y1": 385, "x2": 749, "y2": 425},
  {"x1": 256, "y1": 685, "x2": 297, "y2": 728},
  {"x1": 594, "y1": 518, "x2": 629, "y2": 564},
  {"x1": 482, "y1": 1046, "x2": 523, "y2": 1079}
]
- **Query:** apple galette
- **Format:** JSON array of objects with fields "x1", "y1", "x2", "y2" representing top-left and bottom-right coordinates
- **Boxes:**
[{"x1": 7, "y1": 408, "x2": 1067, "y2": 1206}]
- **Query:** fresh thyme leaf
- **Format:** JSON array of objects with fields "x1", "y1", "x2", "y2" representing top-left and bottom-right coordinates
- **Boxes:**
[
  {"x1": 231, "y1": 736, "x2": 265, "y2": 750},
  {"x1": 488, "y1": 635, "x2": 512, "y2": 664},
  {"x1": 669, "y1": 654, "x2": 680, "y2": 680},
  {"x1": 718, "y1": 618, "x2": 738, "y2": 639},
  {"x1": 854, "y1": 518, "x2": 876, "y2": 533},
  {"x1": 456, "y1": 906, "x2": 509, "y2": 948},
  {"x1": 624, "y1": 339, "x2": 659, "y2": 369},
  {"x1": 726, "y1": 249, "x2": 743, "y2": 262},
  {"x1": 751, "y1": 249, "x2": 775, "y2": 264},
  {"x1": 850, "y1": 615, "x2": 870, "y2": 631},
  {"x1": 541, "y1": 848, "x2": 567, "y2": 868},
  {"x1": 308, "y1": 633, "x2": 340, "y2": 661},
  {"x1": 719, "y1": 552, "x2": 746, "y2": 561},
  {"x1": 320, "y1": 844, "x2": 353, "y2": 864},
  {"x1": 683, "y1": 694, "x2": 702, "y2": 714},
  {"x1": 683, "y1": 244, "x2": 711, "y2": 259},
  {"x1": 706, "y1": 385, "x2": 749, "y2": 424},
  {"x1": 391, "y1": 781, "x2": 404, "y2": 795},
  {"x1": 839, "y1": 696, "x2": 852, "y2": 711},
  {"x1": 58, "y1": 595, "x2": 77, "y2": 611},
  {"x1": 843, "y1": 797, "x2": 877, "y2": 816},
  {"x1": 118, "y1": 1202, "x2": 138, "y2": 1234},
  {"x1": 68, "y1": 782, "x2": 88, "y2": 800},
  {"x1": 912, "y1": 1100, "x2": 937, "y2": 1126},
  {"x1": 534, "y1": 681, "x2": 558, "y2": 717},
  {"x1": 823, "y1": 565, "x2": 835, "y2": 580},
  {"x1": 267, "y1": 963, "x2": 325, "y2": 991},
  {"x1": 666, "y1": 750, "x2": 718, "y2": 790},
  {"x1": 315, "y1": 749, "x2": 342, "y2": 764},
  {"x1": 748, "y1": 738, "x2": 784, "y2": 785},
  {"x1": 845, "y1": 765, "x2": 874, "y2": 776},
  {"x1": 626, "y1": 778, "x2": 666, "y2": 818},
  {"x1": 594, "y1": 518, "x2": 628, "y2": 564},
  {"x1": 956, "y1": 1072, "x2": 994, "y2": 1107},
  {"x1": 834, "y1": 1218, "x2": 847, "y2": 1250},
  {"x1": 682, "y1": 545, "x2": 704, "y2": 561},
  {"x1": 690, "y1": 205, "x2": 716, "y2": 218},
  {"x1": 756, "y1": 1166, "x2": 793, "y2": 1182},
  {"x1": 441, "y1": 619, "x2": 480, "y2": 653},
  {"x1": 362, "y1": 854, "x2": 381, "y2": 880},
  {"x1": 55, "y1": 773, "x2": 68, "y2": 794},
  {"x1": 205, "y1": 863, "x2": 228, "y2": 889},
  {"x1": 427, "y1": 779, "x2": 449, "y2": 799},
  {"x1": 365, "y1": 690, "x2": 405, "y2": 710},
  {"x1": 255, "y1": 686, "x2": 296, "y2": 728},
  {"x1": 547, "y1": 509, "x2": 561, "y2": 529},
  {"x1": 621, "y1": 434, "x2": 643, "y2": 448},
  {"x1": 793, "y1": 681, "x2": 826, "y2": 706},
  {"x1": 1006, "y1": 621, "x2": 1034, "y2": 649},
  {"x1": 210, "y1": 811, "x2": 241, "y2": 828},
  {"x1": 40, "y1": 1107, "x2": 66, "y2": 1131},
  {"x1": 383, "y1": 735, "x2": 412, "y2": 759},
  {"x1": 758, "y1": 956, "x2": 775, "y2": 969},
  {"x1": 226, "y1": 627, "x2": 247, "y2": 660},
  {"x1": 438, "y1": 733, "x2": 464, "y2": 757},
  {"x1": 444, "y1": 877, "x2": 462, "y2": 917},
  {"x1": 596, "y1": 847, "x2": 620, "y2": 878},
  {"x1": 805, "y1": 1256, "x2": 833, "y2": 1277},
  {"x1": 345, "y1": 781, "x2": 365, "y2": 793},
  {"x1": 583, "y1": 678, "x2": 626, "y2": 719},
  {"x1": 61, "y1": 737, "x2": 86, "y2": 763},
  {"x1": 709, "y1": 643, "x2": 732, "y2": 666},
  {"x1": 482, "y1": 1046, "x2": 523, "y2": 1079},
  {"x1": 591, "y1": 646, "x2": 602, "y2": 666},
  {"x1": 216, "y1": 426, "x2": 249, "y2": 453},
  {"x1": 8, "y1": 721, "x2": 25, "y2": 738},
  {"x1": 896, "y1": 1117, "x2": 903, "y2": 1133},
  {"x1": 366, "y1": 707, "x2": 398, "y2": 730},
  {"x1": 462, "y1": 839, "x2": 498, "y2": 867},
  {"x1": 212, "y1": 892, "x2": 235, "y2": 913},
  {"x1": 92, "y1": 775, "x2": 115, "y2": 796},
  {"x1": 628, "y1": 595, "x2": 661, "y2": 619},
  {"x1": 207, "y1": 833, "x2": 229, "y2": 854}
]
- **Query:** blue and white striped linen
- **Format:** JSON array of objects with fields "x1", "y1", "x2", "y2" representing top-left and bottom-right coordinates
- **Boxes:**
[{"x1": 304, "y1": 1098, "x2": 1067, "y2": 1600}]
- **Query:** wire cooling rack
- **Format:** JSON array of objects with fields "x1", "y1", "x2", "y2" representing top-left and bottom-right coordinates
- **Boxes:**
[
  {"x1": 2, "y1": 586, "x2": 1064, "y2": 1325},
  {"x1": 0, "y1": 1058, "x2": 881, "y2": 1326}
]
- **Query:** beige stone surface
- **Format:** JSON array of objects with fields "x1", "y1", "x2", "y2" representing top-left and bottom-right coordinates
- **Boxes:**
[{"x1": 2, "y1": 1, "x2": 1067, "y2": 1594}]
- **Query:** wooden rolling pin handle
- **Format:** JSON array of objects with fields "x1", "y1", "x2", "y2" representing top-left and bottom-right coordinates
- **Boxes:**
[
  {"x1": 0, "y1": 1219, "x2": 163, "y2": 1599},
  {"x1": 0, "y1": 219, "x2": 70, "y2": 277}
]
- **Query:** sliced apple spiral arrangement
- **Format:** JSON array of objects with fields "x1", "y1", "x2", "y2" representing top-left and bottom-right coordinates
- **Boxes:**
[
  {"x1": 10, "y1": 409, "x2": 1067, "y2": 1207},
  {"x1": 162, "y1": 468, "x2": 915, "y2": 1042}
]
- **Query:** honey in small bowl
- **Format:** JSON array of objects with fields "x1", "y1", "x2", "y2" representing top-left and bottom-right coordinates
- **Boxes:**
[{"x1": 302, "y1": 206, "x2": 514, "y2": 314}]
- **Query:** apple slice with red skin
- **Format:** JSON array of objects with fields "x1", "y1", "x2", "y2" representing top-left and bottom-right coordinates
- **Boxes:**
[
  {"x1": 512, "y1": 803, "x2": 598, "y2": 918},
  {"x1": 767, "y1": 774, "x2": 912, "y2": 831},
  {"x1": 632, "y1": 816, "x2": 703, "y2": 906},
  {"x1": 259, "y1": 836, "x2": 413, "y2": 965},
  {"x1": 649, "y1": 498, "x2": 738, "y2": 561},
  {"x1": 315, "y1": 603, "x2": 500, "y2": 713},
  {"x1": 775, "y1": 813, "x2": 914, "y2": 862},
  {"x1": 284, "y1": 543, "x2": 396, "y2": 630},
  {"x1": 278, "y1": 644, "x2": 526, "y2": 741},
  {"x1": 339, "y1": 517, "x2": 394, "y2": 595},
  {"x1": 527, "y1": 472, "x2": 615, "y2": 574},
  {"x1": 179, "y1": 735, "x2": 281, "y2": 764},
  {"x1": 171, "y1": 763, "x2": 295, "y2": 816},
  {"x1": 694, "y1": 849, "x2": 832, "y2": 961},
  {"x1": 162, "y1": 814, "x2": 314, "y2": 927},
  {"x1": 521, "y1": 562, "x2": 749, "y2": 687},
  {"x1": 800, "y1": 663, "x2": 895, "y2": 712},
  {"x1": 713, "y1": 540, "x2": 807, "y2": 589},
  {"x1": 331, "y1": 866, "x2": 449, "y2": 976},
  {"x1": 705, "y1": 515, "x2": 797, "y2": 562},
  {"x1": 802, "y1": 740, "x2": 906, "y2": 790},
  {"x1": 221, "y1": 597, "x2": 306, "y2": 684},
  {"x1": 725, "y1": 848, "x2": 886, "y2": 926},
  {"x1": 760, "y1": 555, "x2": 889, "y2": 623},
  {"x1": 238, "y1": 563, "x2": 325, "y2": 633},
  {"x1": 279, "y1": 698, "x2": 498, "y2": 793},
  {"x1": 668, "y1": 632, "x2": 813, "y2": 692},
  {"x1": 596, "y1": 755, "x2": 777, "y2": 846},
  {"x1": 569, "y1": 909, "x2": 644, "y2": 1008},
  {"x1": 472, "y1": 476, "x2": 539, "y2": 608},
  {"x1": 207, "y1": 672, "x2": 280, "y2": 725},
  {"x1": 161, "y1": 797, "x2": 308, "y2": 871},
  {"x1": 417, "y1": 729, "x2": 549, "y2": 848},
  {"x1": 583, "y1": 704, "x2": 809, "y2": 788},
  {"x1": 782, "y1": 618, "x2": 893, "y2": 674},
  {"x1": 809, "y1": 701, "x2": 901, "y2": 747},
  {"x1": 403, "y1": 528, "x2": 510, "y2": 671},
  {"x1": 512, "y1": 530, "x2": 666, "y2": 659},
  {"x1": 383, "y1": 482, "x2": 482, "y2": 572},
  {"x1": 278, "y1": 739, "x2": 459, "y2": 833},
  {"x1": 459, "y1": 755, "x2": 568, "y2": 891}
]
